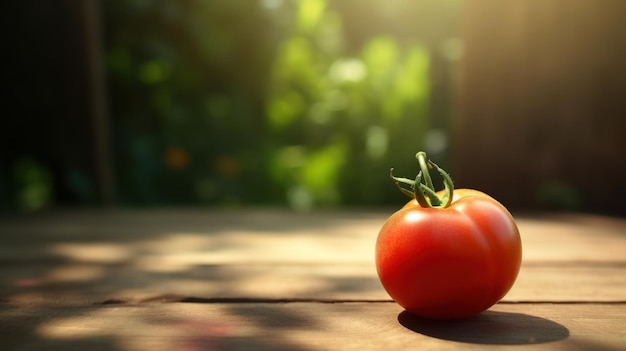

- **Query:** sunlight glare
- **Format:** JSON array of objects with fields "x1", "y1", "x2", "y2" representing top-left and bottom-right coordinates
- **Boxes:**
[{"x1": 50, "y1": 243, "x2": 132, "y2": 263}]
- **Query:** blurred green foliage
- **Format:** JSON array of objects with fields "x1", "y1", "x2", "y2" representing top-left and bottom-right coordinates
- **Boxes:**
[
  {"x1": 3, "y1": 1, "x2": 623, "y2": 215},
  {"x1": 101, "y1": 0, "x2": 461, "y2": 208},
  {"x1": 12, "y1": 158, "x2": 53, "y2": 211}
]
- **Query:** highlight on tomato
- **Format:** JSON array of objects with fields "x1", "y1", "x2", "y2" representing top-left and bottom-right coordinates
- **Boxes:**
[{"x1": 375, "y1": 151, "x2": 522, "y2": 320}]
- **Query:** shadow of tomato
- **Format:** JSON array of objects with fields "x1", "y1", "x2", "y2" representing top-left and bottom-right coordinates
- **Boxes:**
[{"x1": 398, "y1": 309, "x2": 569, "y2": 345}]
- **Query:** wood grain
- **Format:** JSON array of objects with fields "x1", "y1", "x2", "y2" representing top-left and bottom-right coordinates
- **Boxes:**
[
  {"x1": 1, "y1": 263, "x2": 625, "y2": 306},
  {"x1": 1, "y1": 302, "x2": 624, "y2": 351},
  {"x1": 0, "y1": 210, "x2": 624, "y2": 264},
  {"x1": 456, "y1": 0, "x2": 626, "y2": 213},
  {"x1": 1, "y1": 209, "x2": 625, "y2": 350}
]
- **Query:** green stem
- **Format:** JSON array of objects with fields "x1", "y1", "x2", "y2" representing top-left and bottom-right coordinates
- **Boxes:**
[
  {"x1": 389, "y1": 168, "x2": 416, "y2": 199},
  {"x1": 430, "y1": 160, "x2": 454, "y2": 208},
  {"x1": 415, "y1": 152, "x2": 442, "y2": 207},
  {"x1": 416, "y1": 152, "x2": 435, "y2": 191},
  {"x1": 389, "y1": 151, "x2": 455, "y2": 208},
  {"x1": 413, "y1": 172, "x2": 433, "y2": 208}
]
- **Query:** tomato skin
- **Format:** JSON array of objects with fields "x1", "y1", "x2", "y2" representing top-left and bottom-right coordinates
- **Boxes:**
[{"x1": 376, "y1": 189, "x2": 522, "y2": 320}]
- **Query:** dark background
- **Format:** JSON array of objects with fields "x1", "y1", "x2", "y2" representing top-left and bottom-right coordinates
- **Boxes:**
[{"x1": 1, "y1": 0, "x2": 624, "y2": 216}]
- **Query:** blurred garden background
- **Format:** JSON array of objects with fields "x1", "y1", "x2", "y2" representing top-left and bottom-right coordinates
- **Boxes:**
[{"x1": 1, "y1": 0, "x2": 625, "y2": 216}]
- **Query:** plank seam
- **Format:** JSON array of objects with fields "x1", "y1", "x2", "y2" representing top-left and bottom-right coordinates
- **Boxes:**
[{"x1": 92, "y1": 296, "x2": 626, "y2": 306}]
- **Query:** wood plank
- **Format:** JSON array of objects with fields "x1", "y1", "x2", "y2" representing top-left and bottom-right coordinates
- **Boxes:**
[
  {"x1": 1, "y1": 210, "x2": 624, "y2": 305},
  {"x1": 1, "y1": 210, "x2": 624, "y2": 350},
  {"x1": 1, "y1": 302, "x2": 624, "y2": 351},
  {"x1": 0, "y1": 210, "x2": 625, "y2": 264},
  {"x1": 457, "y1": 0, "x2": 626, "y2": 213},
  {"x1": 509, "y1": 264, "x2": 626, "y2": 302},
  {"x1": 2, "y1": 263, "x2": 624, "y2": 306}
]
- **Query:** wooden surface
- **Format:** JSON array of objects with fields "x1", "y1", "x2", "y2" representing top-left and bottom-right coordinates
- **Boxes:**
[
  {"x1": 1, "y1": 209, "x2": 625, "y2": 350},
  {"x1": 456, "y1": 0, "x2": 626, "y2": 213}
]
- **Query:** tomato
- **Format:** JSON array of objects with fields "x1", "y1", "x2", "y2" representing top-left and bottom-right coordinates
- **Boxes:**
[{"x1": 376, "y1": 152, "x2": 522, "y2": 320}]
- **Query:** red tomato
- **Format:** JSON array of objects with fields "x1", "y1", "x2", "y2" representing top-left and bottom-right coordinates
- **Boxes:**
[{"x1": 376, "y1": 153, "x2": 522, "y2": 320}]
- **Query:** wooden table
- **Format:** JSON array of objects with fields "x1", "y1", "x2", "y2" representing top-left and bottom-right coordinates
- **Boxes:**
[{"x1": 1, "y1": 209, "x2": 625, "y2": 350}]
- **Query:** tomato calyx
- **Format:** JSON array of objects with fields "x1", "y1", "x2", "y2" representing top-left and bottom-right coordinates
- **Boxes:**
[{"x1": 390, "y1": 151, "x2": 454, "y2": 208}]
